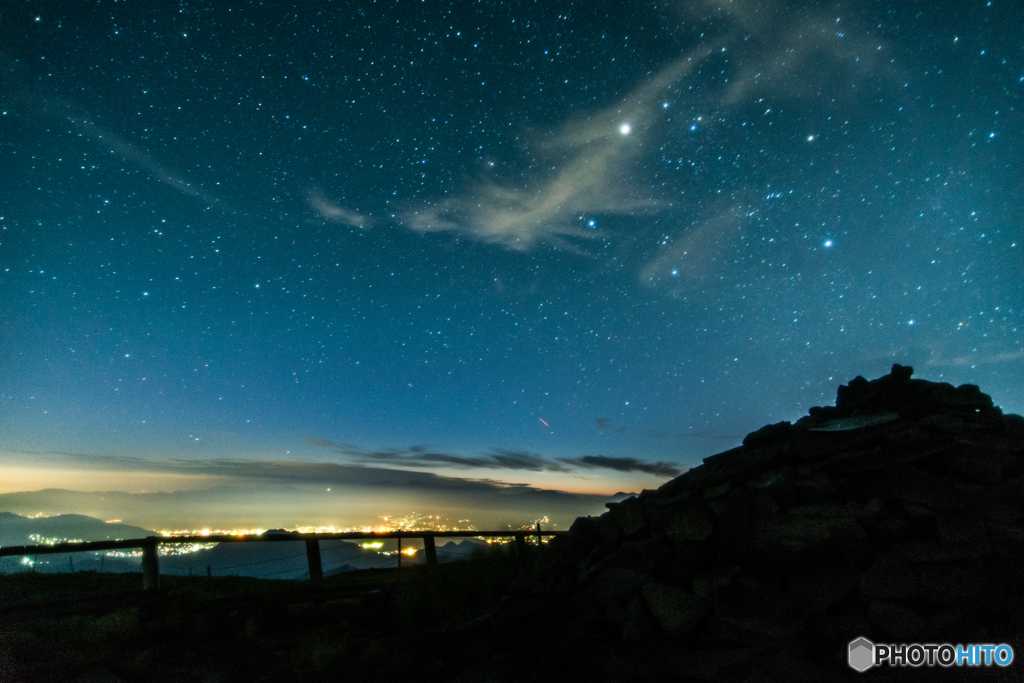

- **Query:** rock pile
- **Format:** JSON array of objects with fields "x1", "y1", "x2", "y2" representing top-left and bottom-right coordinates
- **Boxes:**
[{"x1": 464, "y1": 366, "x2": 1024, "y2": 681}]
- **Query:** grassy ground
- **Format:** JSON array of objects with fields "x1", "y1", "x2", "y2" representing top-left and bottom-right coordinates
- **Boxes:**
[{"x1": 0, "y1": 550, "x2": 523, "y2": 683}]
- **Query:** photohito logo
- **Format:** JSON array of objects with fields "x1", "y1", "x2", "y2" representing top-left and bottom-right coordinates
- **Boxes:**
[{"x1": 848, "y1": 637, "x2": 1014, "y2": 671}]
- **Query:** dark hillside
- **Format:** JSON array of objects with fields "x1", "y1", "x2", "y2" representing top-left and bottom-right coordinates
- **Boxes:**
[
  {"x1": 0, "y1": 513, "x2": 153, "y2": 548},
  {"x1": 0, "y1": 549, "x2": 520, "y2": 682},
  {"x1": 456, "y1": 365, "x2": 1024, "y2": 681}
]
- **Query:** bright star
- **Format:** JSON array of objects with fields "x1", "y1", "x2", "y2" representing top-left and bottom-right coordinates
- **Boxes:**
[
  {"x1": 823, "y1": 239, "x2": 834, "y2": 248},
  {"x1": 619, "y1": 123, "x2": 631, "y2": 135}
]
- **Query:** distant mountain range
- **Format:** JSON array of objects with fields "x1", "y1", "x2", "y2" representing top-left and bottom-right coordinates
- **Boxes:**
[
  {"x1": 0, "y1": 485, "x2": 616, "y2": 531},
  {"x1": 0, "y1": 512, "x2": 153, "y2": 548}
]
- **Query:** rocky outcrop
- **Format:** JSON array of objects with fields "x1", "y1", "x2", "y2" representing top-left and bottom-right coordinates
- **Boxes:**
[{"x1": 467, "y1": 366, "x2": 1024, "y2": 681}]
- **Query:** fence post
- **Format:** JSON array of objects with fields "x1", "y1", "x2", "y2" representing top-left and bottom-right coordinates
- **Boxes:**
[
  {"x1": 305, "y1": 539, "x2": 323, "y2": 586},
  {"x1": 514, "y1": 533, "x2": 528, "y2": 559},
  {"x1": 142, "y1": 539, "x2": 160, "y2": 591},
  {"x1": 423, "y1": 534, "x2": 438, "y2": 567},
  {"x1": 536, "y1": 522, "x2": 542, "y2": 546},
  {"x1": 396, "y1": 536, "x2": 402, "y2": 569}
]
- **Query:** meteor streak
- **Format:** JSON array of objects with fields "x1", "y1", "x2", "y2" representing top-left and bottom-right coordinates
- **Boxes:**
[{"x1": 539, "y1": 418, "x2": 550, "y2": 427}]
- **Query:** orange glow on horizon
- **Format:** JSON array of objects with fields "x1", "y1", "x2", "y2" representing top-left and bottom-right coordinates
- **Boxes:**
[{"x1": 0, "y1": 462, "x2": 240, "y2": 495}]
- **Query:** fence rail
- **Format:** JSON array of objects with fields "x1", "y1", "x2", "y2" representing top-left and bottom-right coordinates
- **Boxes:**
[{"x1": 0, "y1": 525, "x2": 564, "y2": 590}]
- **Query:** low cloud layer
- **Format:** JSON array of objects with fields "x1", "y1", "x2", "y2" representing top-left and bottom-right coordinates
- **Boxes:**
[
  {"x1": 7, "y1": 449, "x2": 552, "y2": 494},
  {"x1": 305, "y1": 438, "x2": 682, "y2": 479},
  {"x1": 305, "y1": 439, "x2": 571, "y2": 473},
  {"x1": 558, "y1": 455, "x2": 682, "y2": 478},
  {"x1": 0, "y1": 451, "x2": 619, "y2": 530}
]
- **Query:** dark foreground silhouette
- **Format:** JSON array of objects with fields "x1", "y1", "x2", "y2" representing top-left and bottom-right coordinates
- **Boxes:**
[{"x1": 2, "y1": 365, "x2": 1022, "y2": 682}]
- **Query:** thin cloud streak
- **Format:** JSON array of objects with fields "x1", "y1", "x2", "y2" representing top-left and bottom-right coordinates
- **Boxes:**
[
  {"x1": 639, "y1": 199, "x2": 758, "y2": 291},
  {"x1": 32, "y1": 94, "x2": 232, "y2": 212},
  {"x1": 3, "y1": 54, "x2": 233, "y2": 213},
  {"x1": 925, "y1": 349, "x2": 1024, "y2": 367},
  {"x1": 305, "y1": 439, "x2": 571, "y2": 472},
  {"x1": 308, "y1": 190, "x2": 371, "y2": 228},
  {"x1": 557, "y1": 455, "x2": 682, "y2": 478},
  {"x1": 304, "y1": 438, "x2": 683, "y2": 478},
  {"x1": 69, "y1": 116, "x2": 229, "y2": 210},
  {"x1": 647, "y1": 429, "x2": 741, "y2": 440}
]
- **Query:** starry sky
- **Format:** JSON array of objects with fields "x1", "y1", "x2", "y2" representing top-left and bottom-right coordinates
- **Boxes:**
[{"x1": 1, "y1": 0, "x2": 1022, "y2": 529}]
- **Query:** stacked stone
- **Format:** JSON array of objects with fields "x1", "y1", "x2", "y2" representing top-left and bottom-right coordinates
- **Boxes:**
[{"x1": 522, "y1": 365, "x2": 1024, "y2": 680}]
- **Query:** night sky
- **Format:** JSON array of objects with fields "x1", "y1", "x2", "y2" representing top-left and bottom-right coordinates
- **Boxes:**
[{"x1": 1, "y1": 1, "x2": 1022, "y2": 529}]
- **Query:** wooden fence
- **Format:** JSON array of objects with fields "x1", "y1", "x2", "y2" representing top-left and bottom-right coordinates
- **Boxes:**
[{"x1": 0, "y1": 525, "x2": 564, "y2": 591}]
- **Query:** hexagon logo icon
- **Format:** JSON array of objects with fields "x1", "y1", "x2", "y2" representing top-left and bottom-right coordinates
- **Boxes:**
[{"x1": 849, "y1": 637, "x2": 875, "y2": 672}]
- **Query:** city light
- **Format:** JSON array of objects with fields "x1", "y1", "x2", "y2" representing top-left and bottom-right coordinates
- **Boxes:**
[{"x1": 28, "y1": 534, "x2": 85, "y2": 546}]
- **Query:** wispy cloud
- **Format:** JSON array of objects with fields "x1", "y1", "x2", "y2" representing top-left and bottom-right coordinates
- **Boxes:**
[
  {"x1": 700, "y1": 1, "x2": 900, "y2": 109},
  {"x1": 308, "y1": 190, "x2": 371, "y2": 228},
  {"x1": 395, "y1": 1, "x2": 896, "y2": 254},
  {"x1": 924, "y1": 349, "x2": 1024, "y2": 368},
  {"x1": 647, "y1": 429, "x2": 740, "y2": 440},
  {"x1": 639, "y1": 199, "x2": 758, "y2": 290},
  {"x1": 855, "y1": 347, "x2": 1024, "y2": 371},
  {"x1": 3, "y1": 59, "x2": 233, "y2": 213},
  {"x1": 557, "y1": 455, "x2": 682, "y2": 478},
  {"x1": 399, "y1": 48, "x2": 711, "y2": 250},
  {"x1": 66, "y1": 114, "x2": 231, "y2": 211},
  {"x1": 15, "y1": 449, "x2": 545, "y2": 493},
  {"x1": 305, "y1": 439, "x2": 570, "y2": 472},
  {"x1": 305, "y1": 438, "x2": 682, "y2": 478},
  {"x1": 595, "y1": 417, "x2": 628, "y2": 434}
]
